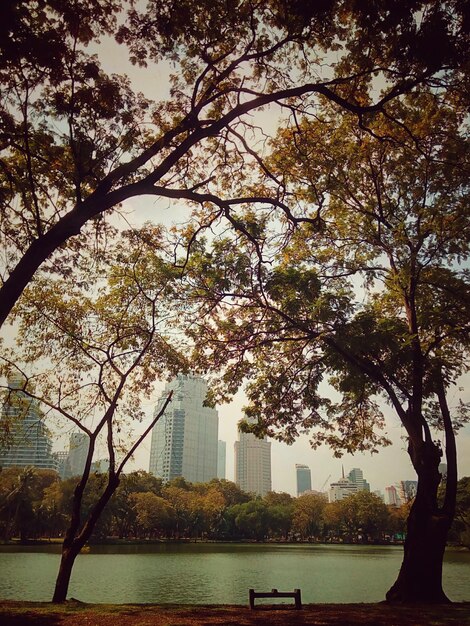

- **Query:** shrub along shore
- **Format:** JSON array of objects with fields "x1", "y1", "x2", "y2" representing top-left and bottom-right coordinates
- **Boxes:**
[{"x1": 1, "y1": 601, "x2": 470, "y2": 626}]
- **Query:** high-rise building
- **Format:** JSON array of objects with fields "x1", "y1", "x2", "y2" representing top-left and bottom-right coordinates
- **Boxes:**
[
  {"x1": 217, "y1": 440, "x2": 226, "y2": 479},
  {"x1": 234, "y1": 426, "x2": 271, "y2": 497},
  {"x1": 328, "y1": 467, "x2": 356, "y2": 502},
  {"x1": 91, "y1": 458, "x2": 109, "y2": 473},
  {"x1": 149, "y1": 374, "x2": 219, "y2": 483},
  {"x1": 347, "y1": 467, "x2": 371, "y2": 492},
  {"x1": 384, "y1": 485, "x2": 401, "y2": 506},
  {"x1": 328, "y1": 467, "x2": 371, "y2": 502},
  {"x1": 398, "y1": 480, "x2": 418, "y2": 503},
  {"x1": 0, "y1": 374, "x2": 57, "y2": 471},
  {"x1": 68, "y1": 432, "x2": 89, "y2": 477},
  {"x1": 328, "y1": 476, "x2": 357, "y2": 502},
  {"x1": 54, "y1": 450, "x2": 72, "y2": 479},
  {"x1": 296, "y1": 464, "x2": 312, "y2": 496}
]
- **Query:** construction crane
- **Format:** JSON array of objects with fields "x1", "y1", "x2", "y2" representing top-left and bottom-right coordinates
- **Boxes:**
[{"x1": 320, "y1": 474, "x2": 331, "y2": 492}]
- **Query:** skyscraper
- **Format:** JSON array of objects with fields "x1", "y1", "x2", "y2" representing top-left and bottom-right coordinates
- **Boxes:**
[
  {"x1": 347, "y1": 467, "x2": 371, "y2": 492},
  {"x1": 234, "y1": 427, "x2": 271, "y2": 497},
  {"x1": 54, "y1": 450, "x2": 72, "y2": 479},
  {"x1": 68, "y1": 432, "x2": 89, "y2": 477},
  {"x1": 296, "y1": 463, "x2": 312, "y2": 496},
  {"x1": 328, "y1": 467, "x2": 371, "y2": 502},
  {"x1": 385, "y1": 485, "x2": 401, "y2": 506},
  {"x1": 0, "y1": 374, "x2": 57, "y2": 471},
  {"x1": 149, "y1": 374, "x2": 219, "y2": 483},
  {"x1": 217, "y1": 440, "x2": 226, "y2": 479}
]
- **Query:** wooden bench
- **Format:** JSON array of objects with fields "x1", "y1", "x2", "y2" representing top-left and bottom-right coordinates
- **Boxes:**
[{"x1": 249, "y1": 588, "x2": 302, "y2": 609}]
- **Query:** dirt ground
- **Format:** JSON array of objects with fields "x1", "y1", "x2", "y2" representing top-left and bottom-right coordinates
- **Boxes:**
[{"x1": 1, "y1": 601, "x2": 470, "y2": 626}]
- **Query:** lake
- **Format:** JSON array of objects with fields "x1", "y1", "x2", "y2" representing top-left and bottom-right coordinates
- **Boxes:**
[{"x1": 0, "y1": 543, "x2": 469, "y2": 604}]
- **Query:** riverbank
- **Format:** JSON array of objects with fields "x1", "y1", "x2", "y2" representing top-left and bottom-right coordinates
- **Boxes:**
[{"x1": 1, "y1": 601, "x2": 470, "y2": 626}]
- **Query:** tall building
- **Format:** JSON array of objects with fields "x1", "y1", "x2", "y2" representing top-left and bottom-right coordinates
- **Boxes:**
[
  {"x1": 0, "y1": 374, "x2": 57, "y2": 471},
  {"x1": 347, "y1": 467, "x2": 371, "y2": 492},
  {"x1": 91, "y1": 458, "x2": 109, "y2": 473},
  {"x1": 217, "y1": 440, "x2": 226, "y2": 479},
  {"x1": 398, "y1": 480, "x2": 418, "y2": 503},
  {"x1": 149, "y1": 374, "x2": 219, "y2": 483},
  {"x1": 234, "y1": 426, "x2": 271, "y2": 497},
  {"x1": 68, "y1": 432, "x2": 89, "y2": 477},
  {"x1": 328, "y1": 467, "x2": 371, "y2": 502},
  {"x1": 385, "y1": 485, "x2": 401, "y2": 506},
  {"x1": 296, "y1": 464, "x2": 312, "y2": 496},
  {"x1": 54, "y1": 450, "x2": 72, "y2": 479},
  {"x1": 328, "y1": 467, "x2": 356, "y2": 502}
]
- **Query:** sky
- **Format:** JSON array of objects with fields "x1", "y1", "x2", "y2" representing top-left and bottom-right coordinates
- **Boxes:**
[
  {"x1": 114, "y1": 190, "x2": 470, "y2": 497},
  {"x1": 98, "y1": 38, "x2": 470, "y2": 496},
  {"x1": 121, "y1": 370, "x2": 470, "y2": 497},
  {"x1": 2, "y1": 23, "x2": 470, "y2": 498}
]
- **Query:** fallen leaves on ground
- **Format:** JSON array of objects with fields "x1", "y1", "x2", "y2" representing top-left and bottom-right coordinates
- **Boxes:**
[{"x1": 1, "y1": 601, "x2": 470, "y2": 626}]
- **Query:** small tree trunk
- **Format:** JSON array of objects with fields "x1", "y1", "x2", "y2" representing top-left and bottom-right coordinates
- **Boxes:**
[
  {"x1": 386, "y1": 440, "x2": 452, "y2": 603},
  {"x1": 52, "y1": 544, "x2": 81, "y2": 603}
]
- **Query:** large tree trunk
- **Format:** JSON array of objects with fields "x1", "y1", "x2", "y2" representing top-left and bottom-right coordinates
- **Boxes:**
[{"x1": 386, "y1": 440, "x2": 453, "y2": 603}]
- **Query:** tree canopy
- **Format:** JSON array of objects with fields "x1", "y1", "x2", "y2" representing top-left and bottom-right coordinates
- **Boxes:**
[
  {"x1": 1, "y1": 0, "x2": 468, "y2": 327},
  {"x1": 1, "y1": 0, "x2": 470, "y2": 606},
  {"x1": 184, "y1": 90, "x2": 470, "y2": 601}
]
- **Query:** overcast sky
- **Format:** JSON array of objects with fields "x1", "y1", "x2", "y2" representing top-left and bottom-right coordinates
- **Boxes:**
[{"x1": 2, "y1": 32, "x2": 469, "y2": 497}]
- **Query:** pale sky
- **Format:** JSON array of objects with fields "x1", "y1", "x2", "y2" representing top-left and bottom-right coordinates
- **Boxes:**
[
  {"x1": 2, "y1": 28, "x2": 470, "y2": 498},
  {"x1": 122, "y1": 374, "x2": 470, "y2": 497},
  {"x1": 116, "y1": 193, "x2": 470, "y2": 497}
]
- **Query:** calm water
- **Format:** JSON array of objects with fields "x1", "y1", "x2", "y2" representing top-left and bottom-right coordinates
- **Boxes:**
[{"x1": 0, "y1": 543, "x2": 469, "y2": 604}]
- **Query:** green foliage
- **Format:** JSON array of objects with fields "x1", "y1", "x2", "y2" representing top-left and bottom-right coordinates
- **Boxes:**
[
  {"x1": 188, "y1": 91, "x2": 470, "y2": 462},
  {"x1": 450, "y1": 476, "x2": 470, "y2": 547},
  {"x1": 1, "y1": 470, "x2": 413, "y2": 544},
  {"x1": 0, "y1": 467, "x2": 59, "y2": 540},
  {"x1": 1, "y1": 0, "x2": 468, "y2": 331},
  {"x1": 324, "y1": 492, "x2": 392, "y2": 543},
  {"x1": 292, "y1": 493, "x2": 327, "y2": 539}
]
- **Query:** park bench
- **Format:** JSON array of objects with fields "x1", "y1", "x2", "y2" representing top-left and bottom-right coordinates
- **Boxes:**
[{"x1": 248, "y1": 588, "x2": 302, "y2": 609}]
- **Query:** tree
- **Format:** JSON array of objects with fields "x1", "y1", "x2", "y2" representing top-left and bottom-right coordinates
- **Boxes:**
[
  {"x1": 0, "y1": 227, "x2": 187, "y2": 601},
  {"x1": 0, "y1": 466, "x2": 57, "y2": 540},
  {"x1": 0, "y1": 0, "x2": 467, "y2": 330},
  {"x1": 111, "y1": 471, "x2": 163, "y2": 538},
  {"x1": 131, "y1": 492, "x2": 174, "y2": 538},
  {"x1": 233, "y1": 499, "x2": 271, "y2": 541},
  {"x1": 292, "y1": 493, "x2": 327, "y2": 540},
  {"x1": 329, "y1": 492, "x2": 390, "y2": 543},
  {"x1": 450, "y1": 476, "x2": 470, "y2": 547},
  {"x1": 187, "y1": 92, "x2": 470, "y2": 602}
]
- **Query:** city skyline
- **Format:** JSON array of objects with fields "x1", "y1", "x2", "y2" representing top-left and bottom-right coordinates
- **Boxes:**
[
  {"x1": 124, "y1": 379, "x2": 470, "y2": 497},
  {"x1": 2, "y1": 372, "x2": 469, "y2": 498}
]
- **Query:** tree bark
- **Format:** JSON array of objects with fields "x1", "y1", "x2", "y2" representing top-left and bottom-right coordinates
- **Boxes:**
[
  {"x1": 52, "y1": 474, "x2": 120, "y2": 603},
  {"x1": 386, "y1": 440, "x2": 452, "y2": 603},
  {"x1": 52, "y1": 545, "x2": 81, "y2": 603}
]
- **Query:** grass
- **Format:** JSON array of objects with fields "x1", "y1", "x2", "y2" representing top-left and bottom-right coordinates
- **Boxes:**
[{"x1": 1, "y1": 601, "x2": 470, "y2": 626}]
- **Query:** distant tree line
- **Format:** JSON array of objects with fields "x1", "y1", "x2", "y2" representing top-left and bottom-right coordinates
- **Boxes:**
[{"x1": 1, "y1": 467, "x2": 469, "y2": 546}]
